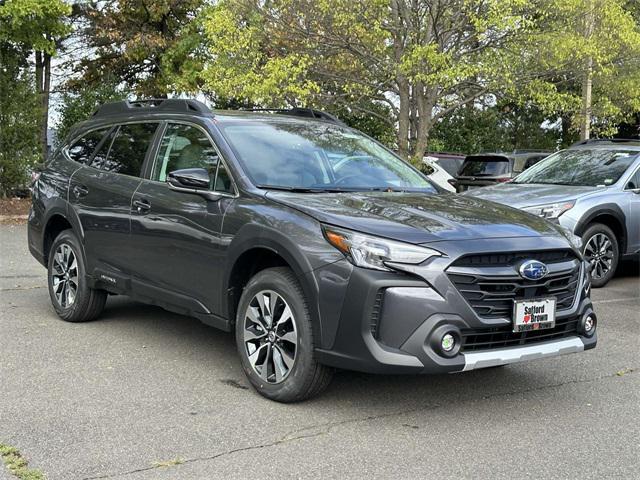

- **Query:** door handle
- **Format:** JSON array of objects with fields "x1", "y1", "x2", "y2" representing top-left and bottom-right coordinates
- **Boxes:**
[
  {"x1": 133, "y1": 199, "x2": 151, "y2": 214},
  {"x1": 72, "y1": 184, "x2": 89, "y2": 198}
]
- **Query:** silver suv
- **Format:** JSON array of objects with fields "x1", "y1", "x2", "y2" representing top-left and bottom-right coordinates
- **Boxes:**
[{"x1": 465, "y1": 139, "x2": 640, "y2": 287}]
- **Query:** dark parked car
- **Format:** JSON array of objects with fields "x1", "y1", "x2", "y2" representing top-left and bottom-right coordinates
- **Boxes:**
[
  {"x1": 28, "y1": 99, "x2": 596, "y2": 402},
  {"x1": 455, "y1": 151, "x2": 550, "y2": 192}
]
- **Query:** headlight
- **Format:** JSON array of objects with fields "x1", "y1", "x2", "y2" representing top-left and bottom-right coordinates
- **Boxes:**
[
  {"x1": 523, "y1": 201, "x2": 575, "y2": 220},
  {"x1": 322, "y1": 225, "x2": 441, "y2": 271},
  {"x1": 560, "y1": 226, "x2": 583, "y2": 250}
]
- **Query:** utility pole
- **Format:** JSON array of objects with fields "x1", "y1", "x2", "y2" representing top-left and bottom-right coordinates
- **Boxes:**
[{"x1": 580, "y1": 2, "x2": 594, "y2": 141}]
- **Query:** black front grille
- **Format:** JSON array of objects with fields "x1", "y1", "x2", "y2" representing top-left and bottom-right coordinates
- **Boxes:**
[
  {"x1": 452, "y1": 250, "x2": 574, "y2": 267},
  {"x1": 447, "y1": 250, "x2": 581, "y2": 319},
  {"x1": 461, "y1": 317, "x2": 580, "y2": 352}
]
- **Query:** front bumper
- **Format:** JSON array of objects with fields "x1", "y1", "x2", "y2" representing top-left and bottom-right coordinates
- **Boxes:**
[
  {"x1": 461, "y1": 337, "x2": 585, "y2": 371},
  {"x1": 312, "y1": 236, "x2": 596, "y2": 375}
]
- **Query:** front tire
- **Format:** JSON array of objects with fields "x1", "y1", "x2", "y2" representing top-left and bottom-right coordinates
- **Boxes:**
[
  {"x1": 47, "y1": 230, "x2": 107, "y2": 322},
  {"x1": 235, "y1": 267, "x2": 333, "y2": 402},
  {"x1": 581, "y1": 223, "x2": 619, "y2": 288}
]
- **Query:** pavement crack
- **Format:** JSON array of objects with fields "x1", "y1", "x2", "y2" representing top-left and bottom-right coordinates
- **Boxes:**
[
  {"x1": 0, "y1": 285, "x2": 45, "y2": 292},
  {"x1": 79, "y1": 369, "x2": 638, "y2": 480},
  {"x1": 479, "y1": 366, "x2": 639, "y2": 401}
]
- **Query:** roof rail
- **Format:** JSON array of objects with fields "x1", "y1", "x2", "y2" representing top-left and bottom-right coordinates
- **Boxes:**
[
  {"x1": 93, "y1": 98, "x2": 212, "y2": 117},
  {"x1": 571, "y1": 138, "x2": 640, "y2": 147},
  {"x1": 242, "y1": 107, "x2": 346, "y2": 126}
]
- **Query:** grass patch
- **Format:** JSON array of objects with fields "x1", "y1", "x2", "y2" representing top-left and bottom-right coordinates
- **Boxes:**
[
  {"x1": 153, "y1": 458, "x2": 184, "y2": 468},
  {"x1": 0, "y1": 444, "x2": 44, "y2": 480}
]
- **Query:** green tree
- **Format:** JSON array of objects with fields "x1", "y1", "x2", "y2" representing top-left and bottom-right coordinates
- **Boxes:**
[
  {"x1": 0, "y1": 43, "x2": 40, "y2": 196},
  {"x1": 430, "y1": 102, "x2": 559, "y2": 154},
  {"x1": 55, "y1": 77, "x2": 128, "y2": 145},
  {"x1": 71, "y1": 0, "x2": 204, "y2": 97},
  {"x1": 173, "y1": 0, "x2": 541, "y2": 161},
  {"x1": 518, "y1": 0, "x2": 640, "y2": 139},
  {"x1": 0, "y1": 0, "x2": 71, "y2": 161}
]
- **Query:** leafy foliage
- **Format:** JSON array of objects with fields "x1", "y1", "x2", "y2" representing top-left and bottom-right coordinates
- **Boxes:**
[
  {"x1": 71, "y1": 0, "x2": 205, "y2": 97},
  {"x1": 56, "y1": 79, "x2": 128, "y2": 146},
  {"x1": 0, "y1": 43, "x2": 41, "y2": 197}
]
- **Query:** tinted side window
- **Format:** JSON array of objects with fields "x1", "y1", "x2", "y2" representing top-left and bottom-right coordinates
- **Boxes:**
[
  {"x1": 93, "y1": 123, "x2": 157, "y2": 176},
  {"x1": 152, "y1": 123, "x2": 220, "y2": 182},
  {"x1": 90, "y1": 128, "x2": 117, "y2": 171},
  {"x1": 152, "y1": 123, "x2": 233, "y2": 193},
  {"x1": 214, "y1": 163, "x2": 234, "y2": 194},
  {"x1": 66, "y1": 127, "x2": 111, "y2": 165},
  {"x1": 627, "y1": 168, "x2": 640, "y2": 189}
]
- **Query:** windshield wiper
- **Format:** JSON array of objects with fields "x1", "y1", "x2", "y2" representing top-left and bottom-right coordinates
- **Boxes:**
[{"x1": 256, "y1": 184, "x2": 349, "y2": 193}]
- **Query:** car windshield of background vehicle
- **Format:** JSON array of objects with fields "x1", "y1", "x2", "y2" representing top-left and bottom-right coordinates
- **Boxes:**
[
  {"x1": 438, "y1": 158, "x2": 464, "y2": 176},
  {"x1": 218, "y1": 121, "x2": 436, "y2": 193},
  {"x1": 459, "y1": 156, "x2": 510, "y2": 176},
  {"x1": 513, "y1": 149, "x2": 639, "y2": 187}
]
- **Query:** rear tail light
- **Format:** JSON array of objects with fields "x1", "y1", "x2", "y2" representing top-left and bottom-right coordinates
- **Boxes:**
[{"x1": 496, "y1": 177, "x2": 511, "y2": 183}]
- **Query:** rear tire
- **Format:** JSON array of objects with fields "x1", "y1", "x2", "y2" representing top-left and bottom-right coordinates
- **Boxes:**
[
  {"x1": 581, "y1": 223, "x2": 619, "y2": 288},
  {"x1": 235, "y1": 267, "x2": 333, "y2": 402},
  {"x1": 47, "y1": 230, "x2": 107, "y2": 322}
]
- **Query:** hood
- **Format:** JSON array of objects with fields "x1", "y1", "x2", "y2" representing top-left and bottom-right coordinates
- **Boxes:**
[
  {"x1": 463, "y1": 183, "x2": 603, "y2": 208},
  {"x1": 265, "y1": 191, "x2": 563, "y2": 244}
]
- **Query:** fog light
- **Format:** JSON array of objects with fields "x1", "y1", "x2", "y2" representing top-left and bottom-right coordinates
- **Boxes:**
[
  {"x1": 584, "y1": 315, "x2": 595, "y2": 333},
  {"x1": 579, "y1": 312, "x2": 597, "y2": 337},
  {"x1": 441, "y1": 333, "x2": 456, "y2": 352}
]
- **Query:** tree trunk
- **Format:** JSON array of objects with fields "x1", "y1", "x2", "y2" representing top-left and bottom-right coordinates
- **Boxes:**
[
  {"x1": 397, "y1": 76, "x2": 410, "y2": 159},
  {"x1": 41, "y1": 52, "x2": 51, "y2": 162},
  {"x1": 413, "y1": 84, "x2": 434, "y2": 161},
  {"x1": 34, "y1": 50, "x2": 51, "y2": 162},
  {"x1": 580, "y1": 3, "x2": 594, "y2": 141}
]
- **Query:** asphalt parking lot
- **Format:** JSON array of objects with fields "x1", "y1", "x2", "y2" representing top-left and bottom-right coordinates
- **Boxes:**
[{"x1": 1, "y1": 224, "x2": 639, "y2": 480}]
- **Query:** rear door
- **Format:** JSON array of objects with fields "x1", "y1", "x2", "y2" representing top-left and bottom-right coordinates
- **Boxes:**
[
  {"x1": 69, "y1": 122, "x2": 159, "y2": 286},
  {"x1": 128, "y1": 121, "x2": 236, "y2": 315}
]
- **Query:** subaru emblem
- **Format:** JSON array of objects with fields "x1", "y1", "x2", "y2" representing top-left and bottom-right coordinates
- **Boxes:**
[{"x1": 519, "y1": 260, "x2": 548, "y2": 280}]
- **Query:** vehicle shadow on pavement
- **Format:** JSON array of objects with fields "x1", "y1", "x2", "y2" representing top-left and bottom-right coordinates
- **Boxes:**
[{"x1": 90, "y1": 295, "x2": 598, "y2": 410}]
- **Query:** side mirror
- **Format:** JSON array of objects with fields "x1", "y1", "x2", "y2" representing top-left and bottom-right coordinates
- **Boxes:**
[
  {"x1": 168, "y1": 168, "x2": 210, "y2": 190},
  {"x1": 167, "y1": 168, "x2": 221, "y2": 200}
]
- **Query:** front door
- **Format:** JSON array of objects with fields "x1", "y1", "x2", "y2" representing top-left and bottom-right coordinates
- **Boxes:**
[
  {"x1": 623, "y1": 166, "x2": 640, "y2": 253},
  {"x1": 128, "y1": 122, "x2": 236, "y2": 316}
]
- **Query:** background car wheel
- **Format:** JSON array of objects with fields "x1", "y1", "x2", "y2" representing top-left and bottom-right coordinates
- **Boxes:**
[
  {"x1": 235, "y1": 267, "x2": 333, "y2": 402},
  {"x1": 581, "y1": 223, "x2": 619, "y2": 288},
  {"x1": 47, "y1": 230, "x2": 107, "y2": 322}
]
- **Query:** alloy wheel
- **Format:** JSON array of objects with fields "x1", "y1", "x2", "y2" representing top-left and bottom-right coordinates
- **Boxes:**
[
  {"x1": 243, "y1": 290, "x2": 298, "y2": 384},
  {"x1": 51, "y1": 243, "x2": 78, "y2": 308},
  {"x1": 583, "y1": 233, "x2": 614, "y2": 280}
]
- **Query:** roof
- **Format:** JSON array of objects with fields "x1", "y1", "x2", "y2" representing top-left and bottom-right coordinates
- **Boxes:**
[
  {"x1": 91, "y1": 99, "x2": 345, "y2": 126},
  {"x1": 465, "y1": 151, "x2": 551, "y2": 161},
  {"x1": 570, "y1": 138, "x2": 640, "y2": 149}
]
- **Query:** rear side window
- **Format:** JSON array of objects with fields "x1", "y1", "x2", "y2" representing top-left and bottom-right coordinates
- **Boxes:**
[
  {"x1": 459, "y1": 156, "x2": 511, "y2": 176},
  {"x1": 66, "y1": 127, "x2": 111, "y2": 165},
  {"x1": 91, "y1": 123, "x2": 158, "y2": 177}
]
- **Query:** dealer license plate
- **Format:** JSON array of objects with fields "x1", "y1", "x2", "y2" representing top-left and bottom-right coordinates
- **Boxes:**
[{"x1": 512, "y1": 298, "x2": 556, "y2": 333}]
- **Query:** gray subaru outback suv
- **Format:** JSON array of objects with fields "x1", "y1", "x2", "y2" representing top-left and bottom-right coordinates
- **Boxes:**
[
  {"x1": 29, "y1": 99, "x2": 596, "y2": 402},
  {"x1": 465, "y1": 139, "x2": 640, "y2": 287}
]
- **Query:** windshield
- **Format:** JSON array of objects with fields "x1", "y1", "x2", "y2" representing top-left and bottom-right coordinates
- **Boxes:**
[
  {"x1": 513, "y1": 149, "x2": 639, "y2": 186},
  {"x1": 218, "y1": 120, "x2": 436, "y2": 192},
  {"x1": 459, "y1": 156, "x2": 511, "y2": 176}
]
